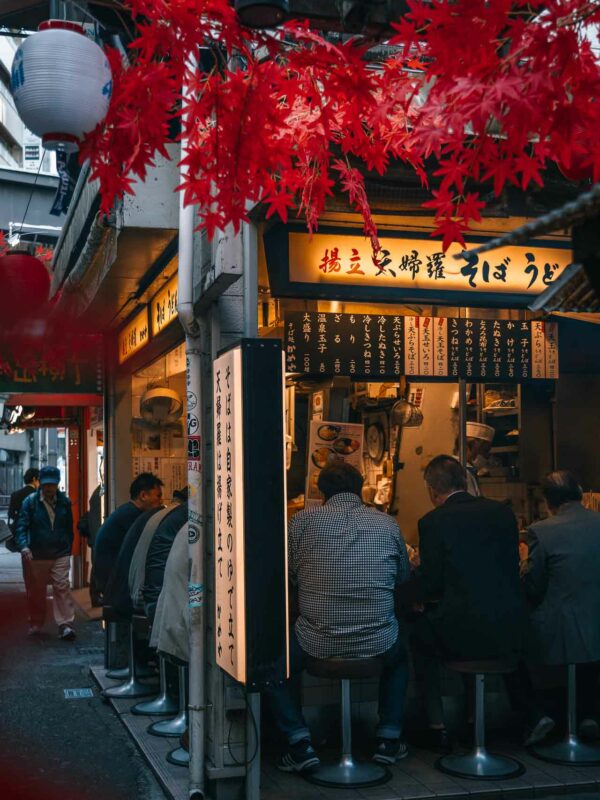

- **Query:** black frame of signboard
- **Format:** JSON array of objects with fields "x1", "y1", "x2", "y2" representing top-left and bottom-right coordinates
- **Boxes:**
[
  {"x1": 214, "y1": 338, "x2": 289, "y2": 690},
  {"x1": 264, "y1": 222, "x2": 572, "y2": 309}
]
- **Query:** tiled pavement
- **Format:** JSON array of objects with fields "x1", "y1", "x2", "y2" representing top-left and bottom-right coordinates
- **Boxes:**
[
  {"x1": 93, "y1": 662, "x2": 600, "y2": 800},
  {"x1": 261, "y1": 742, "x2": 600, "y2": 800}
]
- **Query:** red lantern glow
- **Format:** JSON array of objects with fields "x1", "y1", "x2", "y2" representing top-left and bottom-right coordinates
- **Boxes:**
[{"x1": 0, "y1": 252, "x2": 50, "y2": 330}]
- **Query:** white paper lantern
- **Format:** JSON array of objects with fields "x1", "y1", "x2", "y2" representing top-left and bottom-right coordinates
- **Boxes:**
[{"x1": 11, "y1": 20, "x2": 112, "y2": 153}]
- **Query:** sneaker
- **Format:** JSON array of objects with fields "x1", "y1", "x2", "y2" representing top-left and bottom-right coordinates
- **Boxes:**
[
  {"x1": 524, "y1": 715, "x2": 555, "y2": 746},
  {"x1": 59, "y1": 624, "x2": 76, "y2": 641},
  {"x1": 28, "y1": 625, "x2": 42, "y2": 637},
  {"x1": 278, "y1": 739, "x2": 320, "y2": 773},
  {"x1": 372, "y1": 737, "x2": 408, "y2": 764},
  {"x1": 579, "y1": 718, "x2": 600, "y2": 741}
]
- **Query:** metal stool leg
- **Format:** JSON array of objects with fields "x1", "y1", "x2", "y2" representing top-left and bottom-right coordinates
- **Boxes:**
[
  {"x1": 105, "y1": 621, "x2": 118, "y2": 670},
  {"x1": 531, "y1": 664, "x2": 600, "y2": 765},
  {"x1": 305, "y1": 679, "x2": 390, "y2": 788},
  {"x1": 103, "y1": 624, "x2": 157, "y2": 699},
  {"x1": 106, "y1": 623, "x2": 155, "y2": 680},
  {"x1": 437, "y1": 673, "x2": 524, "y2": 779},
  {"x1": 167, "y1": 747, "x2": 190, "y2": 767},
  {"x1": 148, "y1": 665, "x2": 188, "y2": 737},
  {"x1": 131, "y1": 656, "x2": 179, "y2": 716}
]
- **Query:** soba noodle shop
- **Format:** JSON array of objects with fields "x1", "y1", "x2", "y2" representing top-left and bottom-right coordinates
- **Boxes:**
[{"x1": 259, "y1": 219, "x2": 583, "y2": 542}]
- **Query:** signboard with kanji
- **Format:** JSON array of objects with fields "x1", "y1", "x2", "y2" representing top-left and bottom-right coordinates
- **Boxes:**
[
  {"x1": 212, "y1": 339, "x2": 288, "y2": 688},
  {"x1": 0, "y1": 336, "x2": 104, "y2": 394},
  {"x1": 265, "y1": 225, "x2": 572, "y2": 307},
  {"x1": 285, "y1": 312, "x2": 559, "y2": 381}
]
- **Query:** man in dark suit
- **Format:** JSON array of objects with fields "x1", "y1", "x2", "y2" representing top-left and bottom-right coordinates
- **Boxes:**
[
  {"x1": 412, "y1": 455, "x2": 526, "y2": 747},
  {"x1": 523, "y1": 470, "x2": 600, "y2": 740}
]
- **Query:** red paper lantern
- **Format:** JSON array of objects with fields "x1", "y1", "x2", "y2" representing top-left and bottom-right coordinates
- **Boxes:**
[{"x1": 0, "y1": 252, "x2": 50, "y2": 330}]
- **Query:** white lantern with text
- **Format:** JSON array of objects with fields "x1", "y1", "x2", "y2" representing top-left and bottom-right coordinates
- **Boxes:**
[{"x1": 11, "y1": 20, "x2": 112, "y2": 153}]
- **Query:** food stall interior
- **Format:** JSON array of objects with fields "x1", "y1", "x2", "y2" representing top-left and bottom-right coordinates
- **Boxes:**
[{"x1": 262, "y1": 298, "x2": 556, "y2": 541}]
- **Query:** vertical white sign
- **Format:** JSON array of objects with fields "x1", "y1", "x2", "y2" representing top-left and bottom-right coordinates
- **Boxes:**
[
  {"x1": 434, "y1": 317, "x2": 448, "y2": 376},
  {"x1": 404, "y1": 315, "x2": 419, "y2": 376},
  {"x1": 419, "y1": 317, "x2": 434, "y2": 376},
  {"x1": 531, "y1": 321, "x2": 546, "y2": 380},
  {"x1": 213, "y1": 347, "x2": 246, "y2": 683},
  {"x1": 544, "y1": 321, "x2": 559, "y2": 379}
]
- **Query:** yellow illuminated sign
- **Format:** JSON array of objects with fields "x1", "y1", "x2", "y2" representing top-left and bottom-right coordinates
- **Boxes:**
[
  {"x1": 118, "y1": 307, "x2": 149, "y2": 364},
  {"x1": 288, "y1": 233, "x2": 572, "y2": 295},
  {"x1": 151, "y1": 274, "x2": 179, "y2": 336}
]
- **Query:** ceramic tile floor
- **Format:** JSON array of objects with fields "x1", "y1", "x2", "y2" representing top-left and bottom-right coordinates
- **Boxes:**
[
  {"x1": 261, "y1": 740, "x2": 600, "y2": 800},
  {"x1": 92, "y1": 667, "x2": 600, "y2": 800}
]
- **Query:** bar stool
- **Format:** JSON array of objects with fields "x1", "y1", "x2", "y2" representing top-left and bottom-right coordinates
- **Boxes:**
[
  {"x1": 530, "y1": 664, "x2": 600, "y2": 765},
  {"x1": 167, "y1": 728, "x2": 190, "y2": 766},
  {"x1": 303, "y1": 655, "x2": 391, "y2": 788},
  {"x1": 103, "y1": 606, "x2": 154, "y2": 680},
  {"x1": 148, "y1": 655, "x2": 188, "y2": 738},
  {"x1": 436, "y1": 658, "x2": 524, "y2": 780},
  {"x1": 103, "y1": 619, "x2": 157, "y2": 699},
  {"x1": 131, "y1": 654, "x2": 178, "y2": 716}
]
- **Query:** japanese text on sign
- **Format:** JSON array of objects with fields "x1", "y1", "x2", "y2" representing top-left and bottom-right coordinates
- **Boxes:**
[
  {"x1": 288, "y1": 233, "x2": 572, "y2": 296},
  {"x1": 151, "y1": 274, "x2": 179, "y2": 336},
  {"x1": 118, "y1": 307, "x2": 149, "y2": 364},
  {"x1": 213, "y1": 347, "x2": 246, "y2": 683},
  {"x1": 285, "y1": 312, "x2": 559, "y2": 381}
]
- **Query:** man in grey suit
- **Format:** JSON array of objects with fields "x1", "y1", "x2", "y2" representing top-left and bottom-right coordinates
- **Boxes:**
[{"x1": 522, "y1": 470, "x2": 600, "y2": 740}]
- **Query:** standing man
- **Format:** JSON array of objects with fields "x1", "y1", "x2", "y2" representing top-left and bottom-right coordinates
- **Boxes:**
[
  {"x1": 93, "y1": 472, "x2": 163, "y2": 597},
  {"x1": 265, "y1": 462, "x2": 411, "y2": 772},
  {"x1": 5, "y1": 468, "x2": 39, "y2": 555},
  {"x1": 413, "y1": 455, "x2": 525, "y2": 747},
  {"x1": 15, "y1": 466, "x2": 77, "y2": 640}
]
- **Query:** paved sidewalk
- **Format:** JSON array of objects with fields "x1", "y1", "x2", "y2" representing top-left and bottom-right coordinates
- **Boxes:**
[{"x1": 0, "y1": 547, "x2": 167, "y2": 800}]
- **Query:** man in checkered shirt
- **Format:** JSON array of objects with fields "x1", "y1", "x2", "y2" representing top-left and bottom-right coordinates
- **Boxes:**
[{"x1": 266, "y1": 462, "x2": 411, "y2": 773}]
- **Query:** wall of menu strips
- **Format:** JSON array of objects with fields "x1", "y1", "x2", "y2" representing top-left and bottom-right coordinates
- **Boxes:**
[{"x1": 285, "y1": 312, "x2": 559, "y2": 381}]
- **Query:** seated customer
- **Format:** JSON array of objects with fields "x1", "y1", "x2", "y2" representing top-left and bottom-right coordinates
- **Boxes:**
[
  {"x1": 265, "y1": 462, "x2": 410, "y2": 773},
  {"x1": 522, "y1": 470, "x2": 600, "y2": 740},
  {"x1": 142, "y1": 500, "x2": 189, "y2": 622},
  {"x1": 150, "y1": 524, "x2": 189, "y2": 663},
  {"x1": 102, "y1": 505, "x2": 169, "y2": 617},
  {"x1": 94, "y1": 473, "x2": 163, "y2": 595},
  {"x1": 413, "y1": 455, "x2": 525, "y2": 746}
]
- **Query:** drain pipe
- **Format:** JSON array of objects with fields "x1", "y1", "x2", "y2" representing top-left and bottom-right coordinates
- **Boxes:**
[{"x1": 177, "y1": 58, "x2": 206, "y2": 800}]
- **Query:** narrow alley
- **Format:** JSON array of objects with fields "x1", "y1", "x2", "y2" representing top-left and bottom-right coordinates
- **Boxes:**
[{"x1": 0, "y1": 547, "x2": 167, "y2": 800}]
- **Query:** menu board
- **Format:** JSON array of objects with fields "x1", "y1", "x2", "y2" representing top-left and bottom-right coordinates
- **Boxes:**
[
  {"x1": 285, "y1": 312, "x2": 559, "y2": 381},
  {"x1": 305, "y1": 420, "x2": 364, "y2": 509}
]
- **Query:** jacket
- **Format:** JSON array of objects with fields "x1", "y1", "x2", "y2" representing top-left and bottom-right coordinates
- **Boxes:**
[
  {"x1": 128, "y1": 505, "x2": 175, "y2": 611},
  {"x1": 94, "y1": 501, "x2": 143, "y2": 592},
  {"x1": 15, "y1": 490, "x2": 74, "y2": 560},
  {"x1": 8, "y1": 484, "x2": 36, "y2": 533},
  {"x1": 523, "y1": 502, "x2": 600, "y2": 665},
  {"x1": 150, "y1": 525, "x2": 189, "y2": 663},
  {"x1": 418, "y1": 491, "x2": 526, "y2": 660},
  {"x1": 102, "y1": 508, "x2": 161, "y2": 616},
  {"x1": 143, "y1": 502, "x2": 188, "y2": 622}
]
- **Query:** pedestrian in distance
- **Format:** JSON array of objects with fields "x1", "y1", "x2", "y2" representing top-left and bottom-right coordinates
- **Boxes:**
[
  {"x1": 5, "y1": 467, "x2": 39, "y2": 556},
  {"x1": 15, "y1": 466, "x2": 77, "y2": 640}
]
